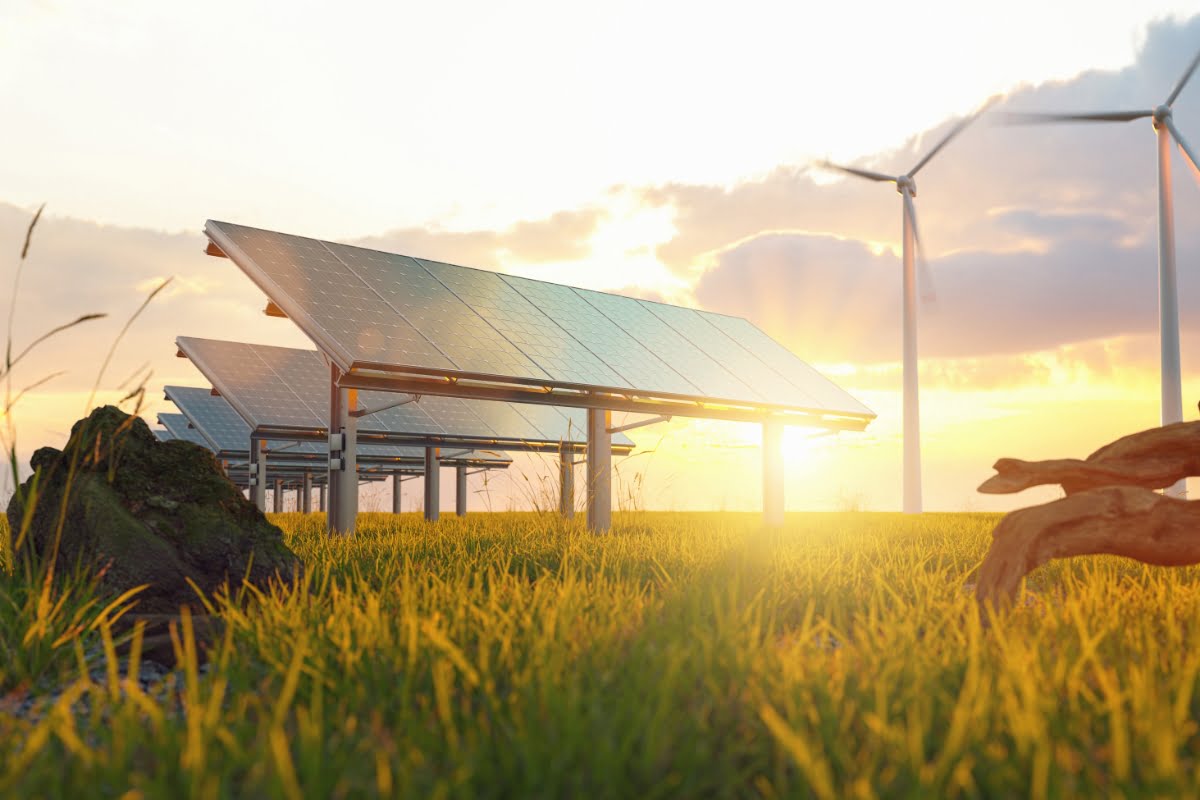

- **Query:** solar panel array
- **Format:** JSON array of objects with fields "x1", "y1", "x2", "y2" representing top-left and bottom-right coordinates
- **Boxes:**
[
  {"x1": 208, "y1": 220, "x2": 873, "y2": 417},
  {"x1": 176, "y1": 336, "x2": 633, "y2": 448},
  {"x1": 163, "y1": 383, "x2": 499, "y2": 462}
]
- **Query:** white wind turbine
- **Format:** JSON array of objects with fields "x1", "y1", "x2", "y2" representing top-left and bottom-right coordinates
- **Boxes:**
[
  {"x1": 819, "y1": 108, "x2": 988, "y2": 514},
  {"x1": 1008, "y1": 48, "x2": 1200, "y2": 499}
]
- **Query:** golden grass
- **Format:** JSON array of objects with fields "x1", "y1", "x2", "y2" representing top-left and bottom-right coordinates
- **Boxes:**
[{"x1": 2, "y1": 510, "x2": 1200, "y2": 797}]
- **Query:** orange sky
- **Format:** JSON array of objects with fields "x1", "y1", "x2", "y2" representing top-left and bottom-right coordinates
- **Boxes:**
[{"x1": 3, "y1": 6, "x2": 1200, "y2": 512}]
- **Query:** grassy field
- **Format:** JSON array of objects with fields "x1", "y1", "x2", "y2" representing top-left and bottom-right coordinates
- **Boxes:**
[{"x1": 3, "y1": 510, "x2": 1200, "y2": 798}]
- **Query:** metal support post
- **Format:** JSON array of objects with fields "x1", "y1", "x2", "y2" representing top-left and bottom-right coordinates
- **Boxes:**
[
  {"x1": 328, "y1": 365, "x2": 358, "y2": 535},
  {"x1": 392, "y1": 473, "x2": 402, "y2": 514},
  {"x1": 302, "y1": 472, "x2": 312, "y2": 513},
  {"x1": 558, "y1": 446, "x2": 574, "y2": 518},
  {"x1": 586, "y1": 408, "x2": 611, "y2": 532},
  {"x1": 455, "y1": 465, "x2": 467, "y2": 516},
  {"x1": 318, "y1": 484, "x2": 326, "y2": 513},
  {"x1": 763, "y1": 419, "x2": 785, "y2": 528},
  {"x1": 424, "y1": 447, "x2": 440, "y2": 522},
  {"x1": 273, "y1": 478, "x2": 283, "y2": 513},
  {"x1": 251, "y1": 438, "x2": 267, "y2": 512}
]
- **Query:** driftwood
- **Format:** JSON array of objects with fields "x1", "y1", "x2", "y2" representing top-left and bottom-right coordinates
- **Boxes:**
[
  {"x1": 975, "y1": 416, "x2": 1200, "y2": 609},
  {"x1": 978, "y1": 420, "x2": 1200, "y2": 495},
  {"x1": 974, "y1": 487, "x2": 1200, "y2": 607}
]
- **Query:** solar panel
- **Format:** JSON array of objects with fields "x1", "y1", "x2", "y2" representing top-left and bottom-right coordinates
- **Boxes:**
[
  {"x1": 157, "y1": 413, "x2": 215, "y2": 450},
  {"x1": 175, "y1": 337, "x2": 621, "y2": 449},
  {"x1": 152, "y1": 428, "x2": 173, "y2": 442},
  {"x1": 164, "y1": 385, "x2": 255, "y2": 453},
  {"x1": 206, "y1": 220, "x2": 872, "y2": 422}
]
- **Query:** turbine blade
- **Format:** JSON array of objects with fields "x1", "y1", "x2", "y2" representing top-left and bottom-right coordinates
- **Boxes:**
[
  {"x1": 817, "y1": 160, "x2": 897, "y2": 183},
  {"x1": 1166, "y1": 48, "x2": 1200, "y2": 106},
  {"x1": 1165, "y1": 118, "x2": 1200, "y2": 186},
  {"x1": 999, "y1": 109, "x2": 1153, "y2": 124},
  {"x1": 908, "y1": 100, "x2": 995, "y2": 176},
  {"x1": 903, "y1": 191, "x2": 937, "y2": 307}
]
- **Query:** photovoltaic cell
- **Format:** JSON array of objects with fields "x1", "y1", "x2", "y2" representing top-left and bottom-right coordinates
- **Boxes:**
[
  {"x1": 697, "y1": 312, "x2": 873, "y2": 416},
  {"x1": 498, "y1": 274, "x2": 700, "y2": 396},
  {"x1": 325, "y1": 243, "x2": 547, "y2": 379},
  {"x1": 637, "y1": 301, "x2": 818, "y2": 409},
  {"x1": 217, "y1": 223, "x2": 455, "y2": 370},
  {"x1": 574, "y1": 288, "x2": 757, "y2": 401},
  {"x1": 178, "y1": 337, "x2": 321, "y2": 430},
  {"x1": 165, "y1": 385, "x2": 254, "y2": 453},
  {"x1": 415, "y1": 257, "x2": 626, "y2": 387},
  {"x1": 153, "y1": 429, "x2": 173, "y2": 443},
  {"x1": 158, "y1": 413, "x2": 214, "y2": 450}
]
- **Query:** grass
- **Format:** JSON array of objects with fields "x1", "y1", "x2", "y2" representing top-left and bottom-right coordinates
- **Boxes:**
[{"x1": 2, "y1": 510, "x2": 1200, "y2": 797}]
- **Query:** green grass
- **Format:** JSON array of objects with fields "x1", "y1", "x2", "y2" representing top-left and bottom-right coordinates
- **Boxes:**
[{"x1": 4, "y1": 510, "x2": 1200, "y2": 798}]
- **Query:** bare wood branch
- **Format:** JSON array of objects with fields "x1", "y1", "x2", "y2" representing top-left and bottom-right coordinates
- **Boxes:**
[
  {"x1": 978, "y1": 420, "x2": 1200, "y2": 495},
  {"x1": 975, "y1": 486, "x2": 1200, "y2": 608}
]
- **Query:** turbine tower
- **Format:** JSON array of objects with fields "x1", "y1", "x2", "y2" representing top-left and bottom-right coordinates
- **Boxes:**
[
  {"x1": 820, "y1": 108, "x2": 987, "y2": 513},
  {"x1": 1009, "y1": 48, "x2": 1200, "y2": 499}
]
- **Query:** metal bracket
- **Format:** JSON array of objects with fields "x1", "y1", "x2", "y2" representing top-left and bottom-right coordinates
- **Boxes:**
[
  {"x1": 607, "y1": 414, "x2": 671, "y2": 435},
  {"x1": 350, "y1": 394, "x2": 420, "y2": 419},
  {"x1": 328, "y1": 432, "x2": 345, "y2": 452}
]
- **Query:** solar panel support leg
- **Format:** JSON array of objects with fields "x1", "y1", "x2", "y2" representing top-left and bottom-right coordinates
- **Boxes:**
[
  {"x1": 302, "y1": 472, "x2": 312, "y2": 514},
  {"x1": 586, "y1": 409, "x2": 611, "y2": 532},
  {"x1": 392, "y1": 473, "x2": 402, "y2": 514},
  {"x1": 559, "y1": 447, "x2": 574, "y2": 518},
  {"x1": 455, "y1": 466, "x2": 467, "y2": 516},
  {"x1": 424, "y1": 447, "x2": 440, "y2": 522},
  {"x1": 318, "y1": 484, "x2": 326, "y2": 513},
  {"x1": 251, "y1": 439, "x2": 267, "y2": 512},
  {"x1": 273, "y1": 478, "x2": 283, "y2": 513},
  {"x1": 334, "y1": 387, "x2": 358, "y2": 535},
  {"x1": 763, "y1": 419, "x2": 785, "y2": 528}
]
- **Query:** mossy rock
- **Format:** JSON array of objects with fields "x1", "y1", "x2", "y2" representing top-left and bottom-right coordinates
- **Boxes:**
[{"x1": 6, "y1": 405, "x2": 300, "y2": 614}]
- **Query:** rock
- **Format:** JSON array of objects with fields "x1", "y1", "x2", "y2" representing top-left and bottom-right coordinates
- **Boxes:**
[{"x1": 6, "y1": 405, "x2": 300, "y2": 615}]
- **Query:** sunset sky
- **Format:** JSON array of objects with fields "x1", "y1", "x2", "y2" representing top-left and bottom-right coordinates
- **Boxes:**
[{"x1": 3, "y1": 2, "x2": 1200, "y2": 513}]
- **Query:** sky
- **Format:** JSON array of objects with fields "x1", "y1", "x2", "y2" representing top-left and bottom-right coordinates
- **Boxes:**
[{"x1": 3, "y1": 1, "x2": 1200, "y2": 513}]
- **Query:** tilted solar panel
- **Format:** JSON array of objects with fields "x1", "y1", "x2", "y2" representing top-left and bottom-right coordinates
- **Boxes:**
[
  {"x1": 205, "y1": 220, "x2": 873, "y2": 422},
  {"x1": 175, "y1": 337, "x2": 631, "y2": 449},
  {"x1": 157, "y1": 413, "x2": 215, "y2": 450},
  {"x1": 164, "y1": 385, "x2": 256, "y2": 454}
]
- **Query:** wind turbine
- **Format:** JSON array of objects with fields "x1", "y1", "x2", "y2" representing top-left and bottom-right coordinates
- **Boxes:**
[
  {"x1": 819, "y1": 108, "x2": 988, "y2": 514},
  {"x1": 1007, "y1": 48, "x2": 1200, "y2": 499}
]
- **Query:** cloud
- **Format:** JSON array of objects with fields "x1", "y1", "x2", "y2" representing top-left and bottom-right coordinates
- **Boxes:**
[
  {"x1": 354, "y1": 207, "x2": 604, "y2": 267},
  {"x1": 644, "y1": 14, "x2": 1200, "y2": 282},
  {"x1": 693, "y1": 217, "x2": 1200, "y2": 364}
]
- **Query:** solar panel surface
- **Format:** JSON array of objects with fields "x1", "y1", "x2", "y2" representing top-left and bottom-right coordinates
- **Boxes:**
[
  {"x1": 157, "y1": 413, "x2": 214, "y2": 449},
  {"x1": 206, "y1": 220, "x2": 873, "y2": 420}
]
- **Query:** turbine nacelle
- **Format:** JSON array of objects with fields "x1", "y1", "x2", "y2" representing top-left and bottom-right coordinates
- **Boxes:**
[
  {"x1": 1153, "y1": 104, "x2": 1173, "y2": 129},
  {"x1": 896, "y1": 175, "x2": 917, "y2": 197}
]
